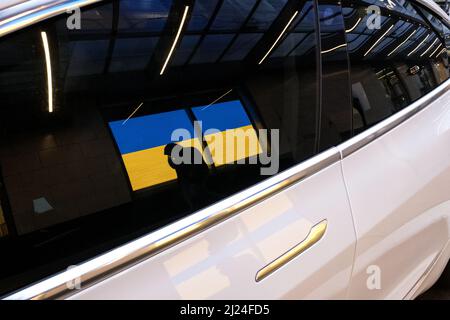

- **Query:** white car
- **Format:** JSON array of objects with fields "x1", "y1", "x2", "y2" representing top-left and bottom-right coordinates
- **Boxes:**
[{"x1": 0, "y1": 0, "x2": 449, "y2": 300}]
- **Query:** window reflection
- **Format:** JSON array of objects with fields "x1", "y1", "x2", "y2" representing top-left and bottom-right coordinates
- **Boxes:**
[
  {"x1": 0, "y1": 203, "x2": 7, "y2": 237},
  {"x1": 109, "y1": 38, "x2": 159, "y2": 72},
  {"x1": 317, "y1": 0, "x2": 352, "y2": 150},
  {"x1": 67, "y1": 40, "x2": 110, "y2": 76},
  {"x1": 210, "y1": 0, "x2": 257, "y2": 31},
  {"x1": 187, "y1": 0, "x2": 220, "y2": 32},
  {"x1": 342, "y1": 0, "x2": 449, "y2": 131},
  {"x1": 55, "y1": 3, "x2": 113, "y2": 34},
  {"x1": 0, "y1": 0, "x2": 321, "y2": 296},
  {"x1": 190, "y1": 34, "x2": 234, "y2": 64},
  {"x1": 192, "y1": 100, "x2": 262, "y2": 166},
  {"x1": 118, "y1": 0, "x2": 172, "y2": 33}
]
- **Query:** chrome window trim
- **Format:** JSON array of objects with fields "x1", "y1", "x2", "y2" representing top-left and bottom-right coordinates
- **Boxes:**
[
  {"x1": 0, "y1": 0, "x2": 102, "y2": 38},
  {"x1": 0, "y1": 0, "x2": 449, "y2": 301}
]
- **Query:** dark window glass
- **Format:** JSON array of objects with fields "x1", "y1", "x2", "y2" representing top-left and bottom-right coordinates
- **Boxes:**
[
  {"x1": 342, "y1": 0, "x2": 449, "y2": 134},
  {"x1": 246, "y1": 0, "x2": 288, "y2": 31},
  {"x1": 0, "y1": 0, "x2": 319, "y2": 295},
  {"x1": 444, "y1": 24, "x2": 450, "y2": 51},
  {"x1": 221, "y1": 33, "x2": 263, "y2": 61},
  {"x1": 109, "y1": 37, "x2": 159, "y2": 72},
  {"x1": 0, "y1": 176, "x2": 10, "y2": 238},
  {"x1": 210, "y1": 0, "x2": 258, "y2": 31},
  {"x1": 190, "y1": 34, "x2": 234, "y2": 64},
  {"x1": 66, "y1": 40, "x2": 110, "y2": 76},
  {"x1": 55, "y1": 3, "x2": 114, "y2": 34},
  {"x1": 118, "y1": 0, "x2": 173, "y2": 33},
  {"x1": 415, "y1": 4, "x2": 445, "y2": 39},
  {"x1": 187, "y1": 0, "x2": 220, "y2": 32},
  {"x1": 171, "y1": 35, "x2": 201, "y2": 66},
  {"x1": 317, "y1": 0, "x2": 352, "y2": 151}
]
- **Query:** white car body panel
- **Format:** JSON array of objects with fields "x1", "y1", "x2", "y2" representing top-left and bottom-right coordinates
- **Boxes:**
[
  {"x1": 68, "y1": 162, "x2": 356, "y2": 299},
  {"x1": 340, "y1": 89, "x2": 450, "y2": 299}
]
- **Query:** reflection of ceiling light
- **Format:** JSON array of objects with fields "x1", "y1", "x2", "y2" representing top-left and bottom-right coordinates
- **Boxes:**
[
  {"x1": 435, "y1": 48, "x2": 446, "y2": 58},
  {"x1": 429, "y1": 43, "x2": 442, "y2": 57},
  {"x1": 387, "y1": 30, "x2": 416, "y2": 56},
  {"x1": 41, "y1": 31, "x2": 53, "y2": 113},
  {"x1": 122, "y1": 102, "x2": 144, "y2": 125},
  {"x1": 201, "y1": 89, "x2": 233, "y2": 111},
  {"x1": 345, "y1": 17, "x2": 361, "y2": 33},
  {"x1": 364, "y1": 24, "x2": 394, "y2": 57},
  {"x1": 420, "y1": 38, "x2": 438, "y2": 57},
  {"x1": 321, "y1": 43, "x2": 347, "y2": 54},
  {"x1": 378, "y1": 70, "x2": 394, "y2": 80},
  {"x1": 0, "y1": 10, "x2": 34, "y2": 27},
  {"x1": 160, "y1": 6, "x2": 189, "y2": 75},
  {"x1": 259, "y1": 11, "x2": 299, "y2": 65},
  {"x1": 407, "y1": 34, "x2": 429, "y2": 56}
]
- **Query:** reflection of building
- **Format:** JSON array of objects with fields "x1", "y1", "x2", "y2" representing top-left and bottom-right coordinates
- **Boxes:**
[{"x1": 343, "y1": 0, "x2": 449, "y2": 132}]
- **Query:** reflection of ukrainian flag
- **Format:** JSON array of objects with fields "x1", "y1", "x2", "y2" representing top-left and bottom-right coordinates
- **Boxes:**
[
  {"x1": 193, "y1": 100, "x2": 261, "y2": 166},
  {"x1": 109, "y1": 110, "x2": 200, "y2": 191},
  {"x1": 109, "y1": 100, "x2": 261, "y2": 192}
]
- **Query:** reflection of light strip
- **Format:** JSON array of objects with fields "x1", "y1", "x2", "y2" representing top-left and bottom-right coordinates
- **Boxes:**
[
  {"x1": 435, "y1": 48, "x2": 446, "y2": 58},
  {"x1": 201, "y1": 89, "x2": 233, "y2": 111},
  {"x1": 420, "y1": 38, "x2": 438, "y2": 57},
  {"x1": 160, "y1": 5, "x2": 189, "y2": 75},
  {"x1": 41, "y1": 31, "x2": 53, "y2": 113},
  {"x1": 0, "y1": 10, "x2": 33, "y2": 27},
  {"x1": 378, "y1": 71, "x2": 394, "y2": 80},
  {"x1": 387, "y1": 30, "x2": 416, "y2": 56},
  {"x1": 407, "y1": 34, "x2": 429, "y2": 56},
  {"x1": 321, "y1": 43, "x2": 347, "y2": 54},
  {"x1": 345, "y1": 17, "x2": 361, "y2": 33},
  {"x1": 429, "y1": 43, "x2": 443, "y2": 57},
  {"x1": 122, "y1": 102, "x2": 144, "y2": 125},
  {"x1": 258, "y1": 11, "x2": 298, "y2": 65},
  {"x1": 364, "y1": 24, "x2": 394, "y2": 57}
]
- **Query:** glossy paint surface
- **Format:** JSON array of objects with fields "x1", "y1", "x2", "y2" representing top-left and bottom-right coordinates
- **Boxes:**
[
  {"x1": 341, "y1": 87, "x2": 450, "y2": 299},
  {"x1": 69, "y1": 161, "x2": 356, "y2": 299}
]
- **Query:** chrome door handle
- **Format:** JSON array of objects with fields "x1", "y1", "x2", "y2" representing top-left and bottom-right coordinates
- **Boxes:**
[{"x1": 255, "y1": 219, "x2": 328, "y2": 282}]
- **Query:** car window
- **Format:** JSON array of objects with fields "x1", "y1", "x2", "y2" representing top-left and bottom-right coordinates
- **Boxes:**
[
  {"x1": 342, "y1": 0, "x2": 449, "y2": 134},
  {"x1": 0, "y1": 0, "x2": 321, "y2": 295},
  {"x1": 317, "y1": 0, "x2": 353, "y2": 150}
]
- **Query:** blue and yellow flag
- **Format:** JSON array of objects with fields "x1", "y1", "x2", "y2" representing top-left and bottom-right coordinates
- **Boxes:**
[{"x1": 109, "y1": 100, "x2": 261, "y2": 191}]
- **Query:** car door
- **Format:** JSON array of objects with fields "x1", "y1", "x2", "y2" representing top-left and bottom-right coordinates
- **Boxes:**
[
  {"x1": 63, "y1": 149, "x2": 355, "y2": 300},
  {"x1": 0, "y1": 0, "x2": 357, "y2": 300},
  {"x1": 340, "y1": 0, "x2": 450, "y2": 299}
]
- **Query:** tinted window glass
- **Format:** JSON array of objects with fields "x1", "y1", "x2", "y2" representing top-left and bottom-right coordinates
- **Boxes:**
[
  {"x1": 342, "y1": 0, "x2": 449, "y2": 133},
  {"x1": 317, "y1": 0, "x2": 352, "y2": 150},
  {"x1": 0, "y1": 177, "x2": 10, "y2": 237},
  {"x1": 444, "y1": 24, "x2": 450, "y2": 51},
  {"x1": 0, "y1": 0, "x2": 319, "y2": 295},
  {"x1": 118, "y1": 0, "x2": 173, "y2": 33}
]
